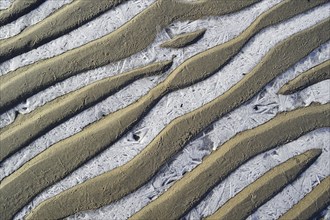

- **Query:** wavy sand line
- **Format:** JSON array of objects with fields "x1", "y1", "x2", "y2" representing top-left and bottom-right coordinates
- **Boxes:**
[
  {"x1": 17, "y1": 20, "x2": 330, "y2": 219},
  {"x1": 0, "y1": 60, "x2": 172, "y2": 163},
  {"x1": 278, "y1": 59, "x2": 330, "y2": 95},
  {"x1": 131, "y1": 104, "x2": 329, "y2": 220},
  {"x1": 0, "y1": 0, "x2": 128, "y2": 63},
  {"x1": 205, "y1": 149, "x2": 322, "y2": 220},
  {"x1": 1, "y1": 0, "x2": 326, "y2": 114},
  {"x1": 0, "y1": 0, "x2": 44, "y2": 26},
  {"x1": 160, "y1": 28, "x2": 206, "y2": 48},
  {"x1": 0, "y1": 0, "x2": 258, "y2": 113},
  {"x1": 279, "y1": 176, "x2": 330, "y2": 220}
]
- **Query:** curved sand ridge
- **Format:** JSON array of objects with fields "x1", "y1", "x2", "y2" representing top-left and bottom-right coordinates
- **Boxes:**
[
  {"x1": 278, "y1": 59, "x2": 330, "y2": 95},
  {"x1": 0, "y1": 0, "x2": 259, "y2": 113},
  {"x1": 0, "y1": 0, "x2": 44, "y2": 26},
  {"x1": 0, "y1": 0, "x2": 128, "y2": 63},
  {"x1": 0, "y1": 60, "x2": 172, "y2": 162},
  {"x1": 1, "y1": 0, "x2": 317, "y2": 162},
  {"x1": 1, "y1": 1, "x2": 328, "y2": 218},
  {"x1": 27, "y1": 103, "x2": 330, "y2": 220},
  {"x1": 7, "y1": 18, "x2": 328, "y2": 219},
  {"x1": 160, "y1": 28, "x2": 207, "y2": 48},
  {"x1": 0, "y1": 0, "x2": 327, "y2": 114},
  {"x1": 205, "y1": 149, "x2": 322, "y2": 220},
  {"x1": 279, "y1": 176, "x2": 330, "y2": 220},
  {"x1": 131, "y1": 104, "x2": 329, "y2": 220},
  {"x1": 1, "y1": 14, "x2": 329, "y2": 220},
  {"x1": 0, "y1": 0, "x2": 326, "y2": 113}
]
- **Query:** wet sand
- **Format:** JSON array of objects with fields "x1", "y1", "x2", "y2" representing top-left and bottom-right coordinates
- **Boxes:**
[
  {"x1": 0, "y1": 0, "x2": 44, "y2": 26},
  {"x1": 160, "y1": 29, "x2": 206, "y2": 48},
  {"x1": 206, "y1": 149, "x2": 322, "y2": 220},
  {"x1": 20, "y1": 17, "x2": 330, "y2": 219},
  {"x1": 279, "y1": 176, "x2": 330, "y2": 220},
  {"x1": 0, "y1": 0, "x2": 128, "y2": 62},
  {"x1": 0, "y1": 0, "x2": 258, "y2": 113},
  {"x1": 278, "y1": 59, "x2": 330, "y2": 95},
  {"x1": 0, "y1": 60, "x2": 172, "y2": 162},
  {"x1": 131, "y1": 104, "x2": 329, "y2": 220},
  {"x1": 1, "y1": 1, "x2": 329, "y2": 219}
]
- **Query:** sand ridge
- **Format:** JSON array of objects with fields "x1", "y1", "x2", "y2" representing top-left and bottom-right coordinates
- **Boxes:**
[
  {"x1": 205, "y1": 149, "x2": 322, "y2": 220},
  {"x1": 1, "y1": 15, "x2": 328, "y2": 220},
  {"x1": 1, "y1": 0, "x2": 326, "y2": 113},
  {"x1": 279, "y1": 176, "x2": 330, "y2": 220},
  {"x1": 131, "y1": 104, "x2": 329, "y2": 220},
  {"x1": 0, "y1": 0, "x2": 44, "y2": 26},
  {"x1": 0, "y1": 0, "x2": 128, "y2": 63},
  {"x1": 18, "y1": 17, "x2": 330, "y2": 219},
  {"x1": 0, "y1": 1, "x2": 329, "y2": 219},
  {"x1": 160, "y1": 28, "x2": 206, "y2": 48},
  {"x1": 0, "y1": 60, "x2": 172, "y2": 162},
  {"x1": 0, "y1": 0, "x2": 258, "y2": 113},
  {"x1": 278, "y1": 59, "x2": 330, "y2": 95}
]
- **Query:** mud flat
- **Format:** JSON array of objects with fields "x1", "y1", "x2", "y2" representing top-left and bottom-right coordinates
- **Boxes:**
[
  {"x1": 0, "y1": 0, "x2": 128, "y2": 63},
  {"x1": 0, "y1": 0, "x2": 44, "y2": 26},
  {"x1": 20, "y1": 18, "x2": 330, "y2": 219},
  {"x1": 278, "y1": 59, "x2": 330, "y2": 95},
  {"x1": 205, "y1": 149, "x2": 321, "y2": 220},
  {"x1": 131, "y1": 104, "x2": 329, "y2": 220},
  {"x1": 279, "y1": 176, "x2": 330, "y2": 220},
  {"x1": 160, "y1": 29, "x2": 206, "y2": 48},
  {"x1": 0, "y1": 60, "x2": 172, "y2": 162},
  {"x1": 0, "y1": 0, "x2": 259, "y2": 113}
]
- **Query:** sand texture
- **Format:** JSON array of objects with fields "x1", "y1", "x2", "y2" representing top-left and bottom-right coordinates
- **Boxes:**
[
  {"x1": 131, "y1": 104, "x2": 329, "y2": 220},
  {"x1": 0, "y1": 0, "x2": 128, "y2": 63},
  {"x1": 1, "y1": 11, "x2": 329, "y2": 220},
  {"x1": 278, "y1": 59, "x2": 330, "y2": 95},
  {"x1": 160, "y1": 29, "x2": 206, "y2": 48},
  {"x1": 0, "y1": 0, "x2": 258, "y2": 113},
  {"x1": 279, "y1": 176, "x2": 330, "y2": 220},
  {"x1": 1, "y1": 0, "x2": 329, "y2": 219},
  {"x1": 0, "y1": 0, "x2": 44, "y2": 26},
  {"x1": 205, "y1": 149, "x2": 322, "y2": 220},
  {"x1": 1, "y1": 13, "x2": 328, "y2": 219},
  {"x1": 0, "y1": 60, "x2": 172, "y2": 162}
]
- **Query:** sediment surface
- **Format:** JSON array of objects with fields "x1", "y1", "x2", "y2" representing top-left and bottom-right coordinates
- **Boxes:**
[
  {"x1": 0, "y1": 60, "x2": 172, "y2": 162},
  {"x1": 160, "y1": 29, "x2": 206, "y2": 48},
  {"x1": 1, "y1": 0, "x2": 326, "y2": 113},
  {"x1": 278, "y1": 59, "x2": 330, "y2": 95},
  {"x1": 0, "y1": 0, "x2": 258, "y2": 113},
  {"x1": 0, "y1": 0, "x2": 128, "y2": 63},
  {"x1": 205, "y1": 149, "x2": 321, "y2": 220},
  {"x1": 1, "y1": 1, "x2": 329, "y2": 219},
  {"x1": 279, "y1": 176, "x2": 330, "y2": 220},
  {"x1": 0, "y1": 0, "x2": 44, "y2": 26},
  {"x1": 131, "y1": 104, "x2": 329, "y2": 220},
  {"x1": 21, "y1": 16, "x2": 330, "y2": 218}
]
